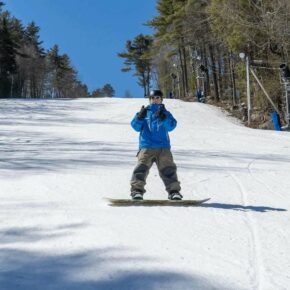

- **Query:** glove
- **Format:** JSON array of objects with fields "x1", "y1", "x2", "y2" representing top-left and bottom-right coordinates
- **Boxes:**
[
  {"x1": 156, "y1": 110, "x2": 166, "y2": 121},
  {"x1": 137, "y1": 106, "x2": 147, "y2": 120},
  {"x1": 156, "y1": 105, "x2": 167, "y2": 121}
]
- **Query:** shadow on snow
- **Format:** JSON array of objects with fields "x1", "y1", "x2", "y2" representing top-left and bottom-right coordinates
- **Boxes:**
[
  {"x1": 0, "y1": 222, "x2": 245, "y2": 290},
  {"x1": 202, "y1": 202, "x2": 287, "y2": 212},
  {"x1": 0, "y1": 248, "x2": 242, "y2": 290},
  {"x1": 1, "y1": 100, "x2": 289, "y2": 178}
]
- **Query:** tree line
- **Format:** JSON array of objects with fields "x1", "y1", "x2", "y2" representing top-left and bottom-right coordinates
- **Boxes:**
[
  {"x1": 119, "y1": 0, "x2": 290, "y2": 127},
  {"x1": 0, "y1": 2, "x2": 115, "y2": 99}
]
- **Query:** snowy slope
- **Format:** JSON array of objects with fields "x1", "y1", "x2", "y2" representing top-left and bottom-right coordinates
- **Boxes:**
[{"x1": 0, "y1": 98, "x2": 290, "y2": 290}]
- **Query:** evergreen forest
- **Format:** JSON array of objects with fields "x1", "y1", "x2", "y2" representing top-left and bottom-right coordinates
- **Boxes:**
[{"x1": 119, "y1": 0, "x2": 290, "y2": 128}]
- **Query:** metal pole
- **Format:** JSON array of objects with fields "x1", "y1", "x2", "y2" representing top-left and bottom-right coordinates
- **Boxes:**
[
  {"x1": 246, "y1": 56, "x2": 251, "y2": 126},
  {"x1": 250, "y1": 68, "x2": 279, "y2": 113},
  {"x1": 285, "y1": 82, "x2": 290, "y2": 127}
]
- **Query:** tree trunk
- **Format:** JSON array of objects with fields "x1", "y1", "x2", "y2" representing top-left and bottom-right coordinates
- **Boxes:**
[
  {"x1": 178, "y1": 47, "x2": 186, "y2": 98},
  {"x1": 209, "y1": 44, "x2": 220, "y2": 102},
  {"x1": 217, "y1": 51, "x2": 223, "y2": 99},
  {"x1": 182, "y1": 45, "x2": 189, "y2": 96},
  {"x1": 229, "y1": 52, "x2": 237, "y2": 106},
  {"x1": 202, "y1": 44, "x2": 210, "y2": 97}
]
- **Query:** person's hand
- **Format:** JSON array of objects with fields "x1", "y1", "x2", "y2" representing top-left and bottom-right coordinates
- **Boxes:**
[
  {"x1": 156, "y1": 107, "x2": 166, "y2": 121},
  {"x1": 137, "y1": 106, "x2": 147, "y2": 120}
]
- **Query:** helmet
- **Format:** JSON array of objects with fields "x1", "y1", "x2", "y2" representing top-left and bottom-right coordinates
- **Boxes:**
[{"x1": 149, "y1": 90, "x2": 163, "y2": 98}]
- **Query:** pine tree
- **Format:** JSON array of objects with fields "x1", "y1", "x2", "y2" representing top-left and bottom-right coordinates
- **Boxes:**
[
  {"x1": 91, "y1": 84, "x2": 115, "y2": 98},
  {"x1": 0, "y1": 2, "x2": 90, "y2": 99},
  {"x1": 118, "y1": 34, "x2": 153, "y2": 97},
  {"x1": 91, "y1": 88, "x2": 104, "y2": 98},
  {"x1": 147, "y1": 0, "x2": 190, "y2": 98},
  {"x1": 24, "y1": 21, "x2": 44, "y2": 55},
  {"x1": 0, "y1": 2, "x2": 4, "y2": 13},
  {"x1": 102, "y1": 83, "x2": 115, "y2": 97},
  {"x1": 22, "y1": 22, "x2": 46, "y2": 97},
  {"x1": 0, "y1": 16, "x2": 18, "y2": 97}
]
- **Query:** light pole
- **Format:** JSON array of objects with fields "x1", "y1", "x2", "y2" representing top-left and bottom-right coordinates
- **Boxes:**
[
  {"x1": 284, "y1": 83, "x2": 290, "y2": 128},
  {"x1": 279, "y1": 64, "x2": 290, "y2": 130},
  {"x1": 191, "y1": 51, "x2": 205, "y2": 98}
]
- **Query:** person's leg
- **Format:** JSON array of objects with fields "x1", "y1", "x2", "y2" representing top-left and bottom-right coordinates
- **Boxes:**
[
  {"x1": 130, "y1": 149, "x2": 155, "y2": 195},
  {"x1": 156, "y1": 149, "x2": 181, "y2": 193}
]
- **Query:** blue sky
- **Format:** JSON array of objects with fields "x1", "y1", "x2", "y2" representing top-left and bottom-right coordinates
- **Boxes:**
[{"x1": 5, "y1": 0, "x2": 157, "y2": 97}]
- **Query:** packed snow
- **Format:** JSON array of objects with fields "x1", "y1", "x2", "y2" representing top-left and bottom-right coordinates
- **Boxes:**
[{"x1": 0, "y1": 98, "x2": 290, "y2": 290}]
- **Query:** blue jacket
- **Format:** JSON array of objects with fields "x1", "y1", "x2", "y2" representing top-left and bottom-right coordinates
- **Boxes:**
[{"x1": 131, "y1": 104, "x2": 177, "y2": 149}]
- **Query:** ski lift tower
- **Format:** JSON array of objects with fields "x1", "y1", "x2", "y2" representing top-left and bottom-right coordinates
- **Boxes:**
[{"x1": 279, "y1": 64, "x2": 290, "y2": 130}]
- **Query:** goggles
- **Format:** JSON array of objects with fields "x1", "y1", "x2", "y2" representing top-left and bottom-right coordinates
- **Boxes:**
[{"x1": 150, "y1": 96, "x2": 162, "y2": 100}]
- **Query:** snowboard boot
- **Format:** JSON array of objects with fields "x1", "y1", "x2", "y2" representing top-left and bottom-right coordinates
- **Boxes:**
[
  {"x1": 168, "y1": 191, "x2": 183, "y2": 201},
  {"x1": 131, "y1": 190, "x2": 144, "y2": 201}
]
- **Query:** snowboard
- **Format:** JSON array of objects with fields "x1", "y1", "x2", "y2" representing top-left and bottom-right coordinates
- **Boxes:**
[{"x1": 106, "y1": 198, "x2": 210, "y2": 207}]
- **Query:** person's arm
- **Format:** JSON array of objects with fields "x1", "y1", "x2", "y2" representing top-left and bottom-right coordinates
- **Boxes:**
[
  {"x1": 155, "y1": 105, "x2": 177, "y2": 132},
  {"x1": 131, "y1": 114, "x2": 144, "y2": 132},
  {"x1": 162, "y1": 111, "x2": 177, "y2": 132},
  {"x1": 131, "y1": 106, "x2": 147, "y2": 132}
]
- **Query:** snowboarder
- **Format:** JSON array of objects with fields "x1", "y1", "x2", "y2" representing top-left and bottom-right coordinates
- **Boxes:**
[{"x1": 130, "y1": 89, "x2": 182, "y2": 201}]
